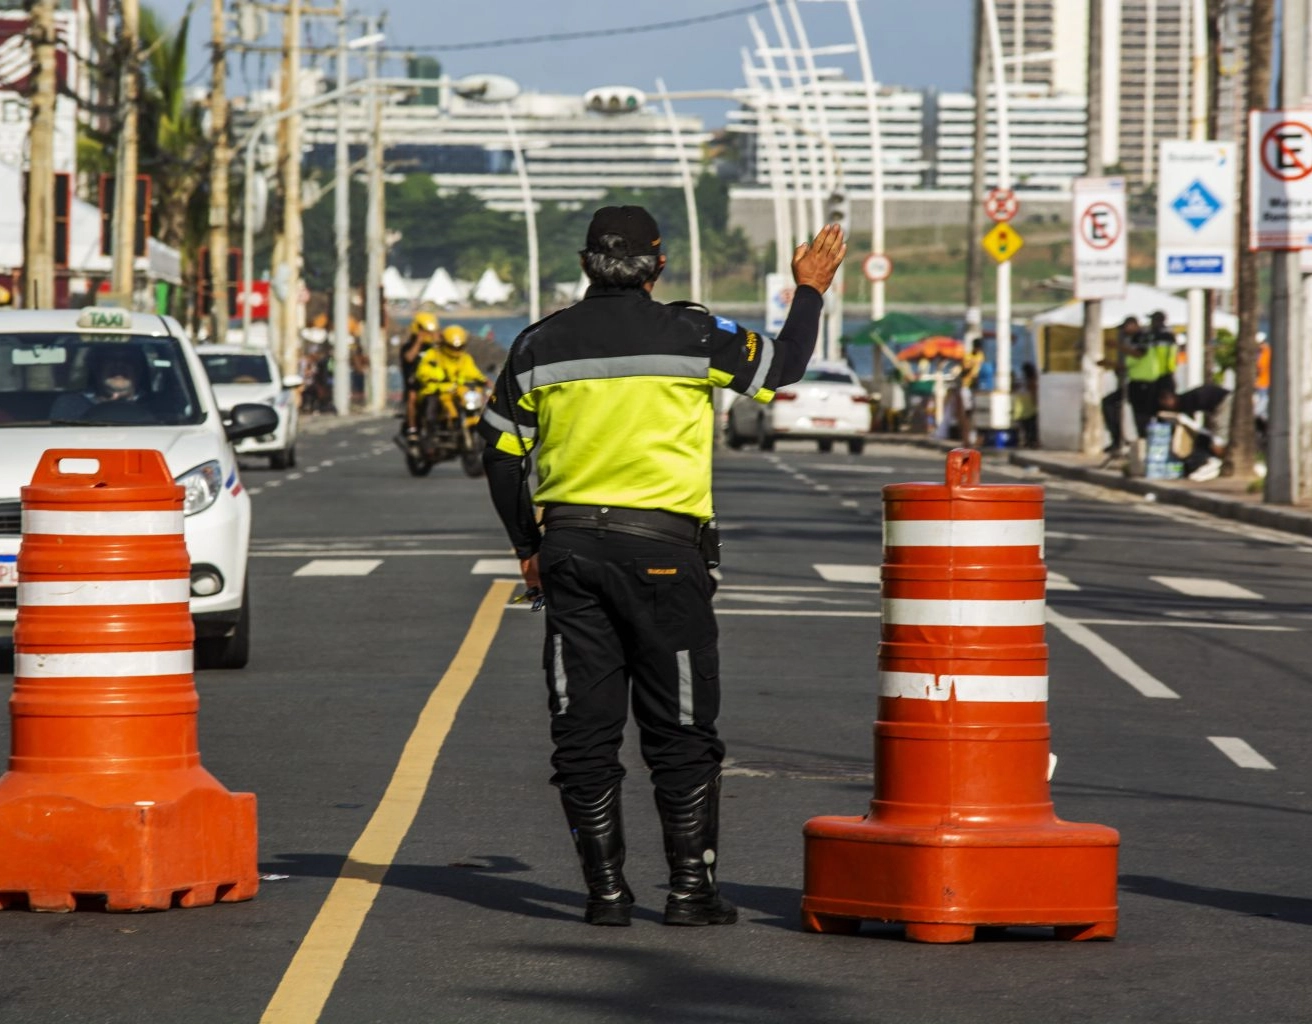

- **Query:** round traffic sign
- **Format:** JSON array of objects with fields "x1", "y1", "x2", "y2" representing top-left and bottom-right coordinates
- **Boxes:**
[
  {"x1": 984, "y1": 187, "x2": 1019, "y2": 222},
  {"x1": 862, "y1": 253, "x2": 893, "y2": 282},
  {"x1": 1079, "y1": 201, "x2": 1122, "y2": 250},
  {"x1": 1260, "y1": 120, "x2": 1312, "y2": 182}
]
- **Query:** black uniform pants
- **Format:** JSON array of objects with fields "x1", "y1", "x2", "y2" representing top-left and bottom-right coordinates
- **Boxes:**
[
  {"x1": 1102, "y1": 380, "x2": 1163, "y2": 446},
  {"x1": 538, "y1": 526, "x2": 724, "y2": 802}
]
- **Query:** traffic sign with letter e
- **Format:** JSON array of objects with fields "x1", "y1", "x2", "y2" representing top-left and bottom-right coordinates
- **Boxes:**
[
  {"x1": 982, "y1": 222, "x2": 1023, "y2": 263},
  {"x1": 1073, "y1": 176, "x2": 1128, "y2": 300},
  {"x1": 984, "y1": 187, "x2": 1019, "y2": 222},
  {"x1": 1080, "y1": 201, "x2": 1122, "y2": 250},
  {"x1": 1251, "y1": 110, "x2": 1312, "y2": 250}
]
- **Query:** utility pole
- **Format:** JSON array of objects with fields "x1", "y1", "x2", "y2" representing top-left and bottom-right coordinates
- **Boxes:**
[
  {"x1": 332, "y1": 15, "x2": 350, "y2": 416},
  {"x1": 209, "y1": 0, "x2": 231, "y2": 341},
  {"x1": 964, "y1": 0, "x2": 988, "y2": 346},
  {"x1": 23, "y1": 0, "x2": 56, "y2": 310},
  {"x1": 1226, "y1": 0, "x2": 1274, "y2": 479},
  {"x1": 275, "y1": 0, "x2": 304, "y2": 377},
  {"x1": 1184, "y1": 0, "x2": 1209, "y2": 389},
  {"x1": 1080, "y1": 0, "x2": 1105, "y2": 456},
  {"x1": 1266, "y1": 0, "x2": 1306, "y2": 502},
  {"x1": 111, "y1": 0, "x2": 140, "y2": 304},
  {"x1": 983, "y1": 0, "x2": 1013, "y2": 436},
  {"x1": 365, "y1": 15, "x2": 386, "y2": 413}
]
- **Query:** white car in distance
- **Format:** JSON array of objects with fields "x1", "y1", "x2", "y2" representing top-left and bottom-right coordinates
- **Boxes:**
[
  {"x1": 726, "y1": 360, "x2": 873, "y2": 455},
  {"x1": 196, "y1": 345, "x2": 302, "y2": 469},
  {"x1": 0, "y1": 308, "x2": 279, "y2": 669}
]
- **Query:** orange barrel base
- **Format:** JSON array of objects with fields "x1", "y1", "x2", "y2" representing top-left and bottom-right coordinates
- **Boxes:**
[
  {"x1": 801, "y1": 814, "x2": 1119, "y2": 943},
  {"x1": 0, "y1": 771, "x2": 258, "y2": 913}
]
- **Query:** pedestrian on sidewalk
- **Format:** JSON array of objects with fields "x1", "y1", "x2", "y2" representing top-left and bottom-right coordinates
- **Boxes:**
[{"x1": 478, "y1": 206, "x2": 846, "y2": 927}]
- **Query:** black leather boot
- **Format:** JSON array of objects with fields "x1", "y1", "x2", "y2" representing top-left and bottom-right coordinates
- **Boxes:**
[
  {"x1": 654, "y1": 776, "x2": 738, "y2": 926},
  {"x1": 559, "y1": 784, "x2": 634, "y2": 926}
]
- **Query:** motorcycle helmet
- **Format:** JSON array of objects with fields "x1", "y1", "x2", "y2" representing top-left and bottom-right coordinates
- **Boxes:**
[
  {"x1": 440, "y1": 325, "x2": 469, "y2": 351},
  {"x1": 411, "y1": 312, "x2": 440, "y2": 342}
]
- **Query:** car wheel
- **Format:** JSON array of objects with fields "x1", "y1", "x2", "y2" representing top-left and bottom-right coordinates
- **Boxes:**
[
  {"x1": 195, "y1": 585, "x2": 250, "y2": 671},
  {"x1": 817, "y1": 439, "x2": 833, "y2": 453},
  {"x1": 725, "y1": 416, "x2": 745, "y2": 450},
  {"x1": 759, "y1": 427, "x2": 775, "y2": 452},
  {"x1": 286, "y1": 444, "x2": 297, "y2": 468},
  {"x1": 848, "y1": 438, "x2": 866, "y2": 456},
  {"x1": 270, "y1": 447, "x2": 291, "y2": 470}
]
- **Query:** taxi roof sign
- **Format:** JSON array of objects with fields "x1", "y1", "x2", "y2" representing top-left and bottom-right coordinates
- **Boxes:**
[{"x1": 77, "y1": 308, "x2": 133, "y2": 330}]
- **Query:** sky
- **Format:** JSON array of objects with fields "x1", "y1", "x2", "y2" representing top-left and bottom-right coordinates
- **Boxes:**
[{"x1": 159, "y1": 0, "x2": 974, "y2": 125}]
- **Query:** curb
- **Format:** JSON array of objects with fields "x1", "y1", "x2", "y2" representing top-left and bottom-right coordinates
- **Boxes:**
[{"x1": 1007, "y1": 451, "x2": 1312, "y2": 539}]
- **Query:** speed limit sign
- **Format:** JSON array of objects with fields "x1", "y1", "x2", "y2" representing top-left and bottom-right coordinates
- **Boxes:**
[{"x1": 862, "y1": 253, "x2": 893, "y2": 282}]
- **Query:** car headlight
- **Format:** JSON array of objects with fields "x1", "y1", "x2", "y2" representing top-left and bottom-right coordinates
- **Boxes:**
[{"x1": 176, "y1": 460, "x2": 224, "y2": 516}]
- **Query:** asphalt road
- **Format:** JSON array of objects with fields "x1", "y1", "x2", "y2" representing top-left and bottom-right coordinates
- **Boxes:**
[{"x1": 0, "y1": 419, "x2": 1308, "y2": 1024}]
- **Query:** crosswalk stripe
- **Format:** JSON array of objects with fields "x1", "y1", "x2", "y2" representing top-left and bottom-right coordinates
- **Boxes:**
[
  {"x1": 293, "y1": 559, "x2": 382, "y2": 577},
  {"x1": 1151, "y1": 576, "x2": 1263, "y2": 600}
]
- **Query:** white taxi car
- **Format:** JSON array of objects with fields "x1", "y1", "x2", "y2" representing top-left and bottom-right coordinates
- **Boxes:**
[
  {"x1": 725, "y1": 360, "x2": 873, "y2": 455},
  {"x1": 0, "y1": 308, "x2": 278, "y2": 669},
  {"x1": 196, "y1": 344, "x2": 301, "y2": 469}
]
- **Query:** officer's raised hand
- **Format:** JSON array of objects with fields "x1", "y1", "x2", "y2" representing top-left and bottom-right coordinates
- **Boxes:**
[{"x1": 791, "y1": 223, "x2": 847, "y2": 295}]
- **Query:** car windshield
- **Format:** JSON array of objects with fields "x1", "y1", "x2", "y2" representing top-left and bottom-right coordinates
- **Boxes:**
[
  {"x1": 200, "y1": 353, "x2": 273, "y2": 385},
  {"x1": 0, "y1": 333, "x2": 205, "y2": 427},
  {"x1": 801, "y1": 368, "x2": 857, "y2": 384}
]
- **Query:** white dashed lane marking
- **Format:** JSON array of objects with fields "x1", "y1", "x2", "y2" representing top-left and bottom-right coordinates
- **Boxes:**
[
  {"x1": 293, "y1": 559, "x2": 382, "y2": 577},
  {"x1": 814, "y1": 564, "x2": 880, "y2": 585},
  {"x1": 1209, "y1": 737, "x2": 1276, "y2": 770},
  {"x1": 1044, "y1": 607, "x2": 1180, "y2": 699},
  {"x1": 1047, "y1": 571, "x2": 1081, "y2": 592},
  {"x1": 841, "y1": 500, "x2": 860, "y2": 508},
  {"x1": 471, "y1": 558, "x2": 524, "y2": 575},
  {"x1": 1151, "y1": 576, "x2": 1263, "y2": 600}
]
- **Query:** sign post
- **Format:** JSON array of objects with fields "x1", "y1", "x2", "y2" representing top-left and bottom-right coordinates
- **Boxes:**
[
  {"x1": 1158, "y1": 141, "x2": 1237, "y2": 388},
  {"x1": 1072, "y1": 177, "x2": 1128, "y2": 302}
]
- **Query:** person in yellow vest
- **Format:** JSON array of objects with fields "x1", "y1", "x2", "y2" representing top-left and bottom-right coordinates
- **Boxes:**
[{"x1": 414, "y1": 325, "x2": 488, "y2": 424}]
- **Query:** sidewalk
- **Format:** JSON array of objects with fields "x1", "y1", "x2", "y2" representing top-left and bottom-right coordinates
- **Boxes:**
[
  {"x1": 1009, "y1": 448, "x2": 1312, "y2": 539},
  {"x1": 878, "y1": 434, "x2": 1312, "y2": 539}
]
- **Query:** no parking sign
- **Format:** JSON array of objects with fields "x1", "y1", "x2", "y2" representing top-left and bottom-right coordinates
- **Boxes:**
[
  {"x1": 1072, "y1": 177, "x2": 1127, "y2": 301},
  {"x1": 1250, "y1": 110, "x2": 1312, "y2": 250}
]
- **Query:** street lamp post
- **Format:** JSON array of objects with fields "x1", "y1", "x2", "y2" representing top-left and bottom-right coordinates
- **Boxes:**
[
  {"x1": 332, "y1": 17, "x2": 351, "y2": 416},
  {"x1": 498, "y1": 102, "x2": 540, "y2": 324},
  {"x1": 982, "y1": 0, "x2": 1013, "y2": 436},
  {"x1": 655, "y1": 77, "x2": 702, "y2": 306},
  {"x1": 843, "y1": 0, "x2": 887, "y2": 323},
  {"x1": 737, "y1": 57, "x2": 796, "y2": 275}
]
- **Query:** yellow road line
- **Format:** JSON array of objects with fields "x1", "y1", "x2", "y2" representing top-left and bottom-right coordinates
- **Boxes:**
[{"x1": 260, "y1": 579, "x2": 518, "y2": 1024}]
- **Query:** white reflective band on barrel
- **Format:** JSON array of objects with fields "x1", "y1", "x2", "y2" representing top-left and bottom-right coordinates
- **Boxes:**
[
  {"x1": 880, "y1": 671, "x2": 1049, "y2": 702},
  {"x1": 882, "y1": 598, "x2": 1045, "y2": 627},
  {"x1": 883, "y1": 519, "x2": 1044, "y2": 552},
  {"x1": 22, "y1": 509, "x2": 184, "y2": 537},
  {"x1": 16, "y1": 649, "x2": 193, "y2": 678},
  {"x1": 18, "y1": 578, "x2": 190, "y2": 607}
]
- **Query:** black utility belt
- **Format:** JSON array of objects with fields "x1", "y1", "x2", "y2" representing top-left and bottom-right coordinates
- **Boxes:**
[{"x1": 541, "y1": 504, "x2": 701, "y2": 547}]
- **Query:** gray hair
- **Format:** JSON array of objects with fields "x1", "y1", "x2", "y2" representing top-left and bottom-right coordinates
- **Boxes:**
[{"x1": 581, "y1": 234, "x2": 660, "y2": 287}]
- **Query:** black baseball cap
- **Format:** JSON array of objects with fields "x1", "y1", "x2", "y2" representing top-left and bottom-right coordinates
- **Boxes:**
[{"x1": 584, "y1": 206, "x2": 662, "y2": 257}]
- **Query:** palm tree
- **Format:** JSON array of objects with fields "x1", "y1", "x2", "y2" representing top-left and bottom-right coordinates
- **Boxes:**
[{"x1": 138, "y1": 6, "x2": 209, "y2": 257}]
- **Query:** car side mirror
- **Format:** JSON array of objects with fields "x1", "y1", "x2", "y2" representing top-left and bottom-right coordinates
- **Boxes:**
[
  {"x1": 282, "y1": 374, "x2": 304, "y2": 389},
  {"x1": 226, "y1": 402, "x2": 280, "y2": 442}
]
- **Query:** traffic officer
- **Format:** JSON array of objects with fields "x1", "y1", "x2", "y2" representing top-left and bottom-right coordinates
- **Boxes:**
[{"x1": 478, "y1": 206, "x2": 845, "y2": 927}]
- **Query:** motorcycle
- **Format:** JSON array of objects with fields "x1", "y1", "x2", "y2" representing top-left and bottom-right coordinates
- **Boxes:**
[{"x1": 398, "y1": 381, "x2": 488, "y2": 478}]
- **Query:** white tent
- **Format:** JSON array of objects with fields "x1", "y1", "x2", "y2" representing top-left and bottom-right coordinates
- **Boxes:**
[
  {"x1": 472, "y1": 267, "x2": 514, "y2": 305},
  {"x1": 1030, "y1": 282, "x2": 1238, "y2": 334},
  {"x1": 417, "y1": 266, "x2": 461, "y2": 307},
  {"x1": 382, "y1": 265, "x2": 413, "y2": 301}
]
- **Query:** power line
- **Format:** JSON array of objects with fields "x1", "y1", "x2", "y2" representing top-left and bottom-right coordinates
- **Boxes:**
[{"x1": 399, "y1": 3, "x2": 770, "y2": 53}]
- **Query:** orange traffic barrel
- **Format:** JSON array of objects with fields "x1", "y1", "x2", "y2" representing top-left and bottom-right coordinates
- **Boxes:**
[
  {"x1": 0, "y1": 450, "x2": 258, "y2": 912},
  {"x1": 801, "y1": 449, "x2": 1118, "y2": 943}
]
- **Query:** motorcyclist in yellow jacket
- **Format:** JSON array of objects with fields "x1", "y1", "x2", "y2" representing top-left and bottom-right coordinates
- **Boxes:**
[
  {"x1": 414, "y1": 325, "x2": 489, "y2": 423},
  {"x1": 401, "y1": 311, "x2": 441, "y2": 444}
]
